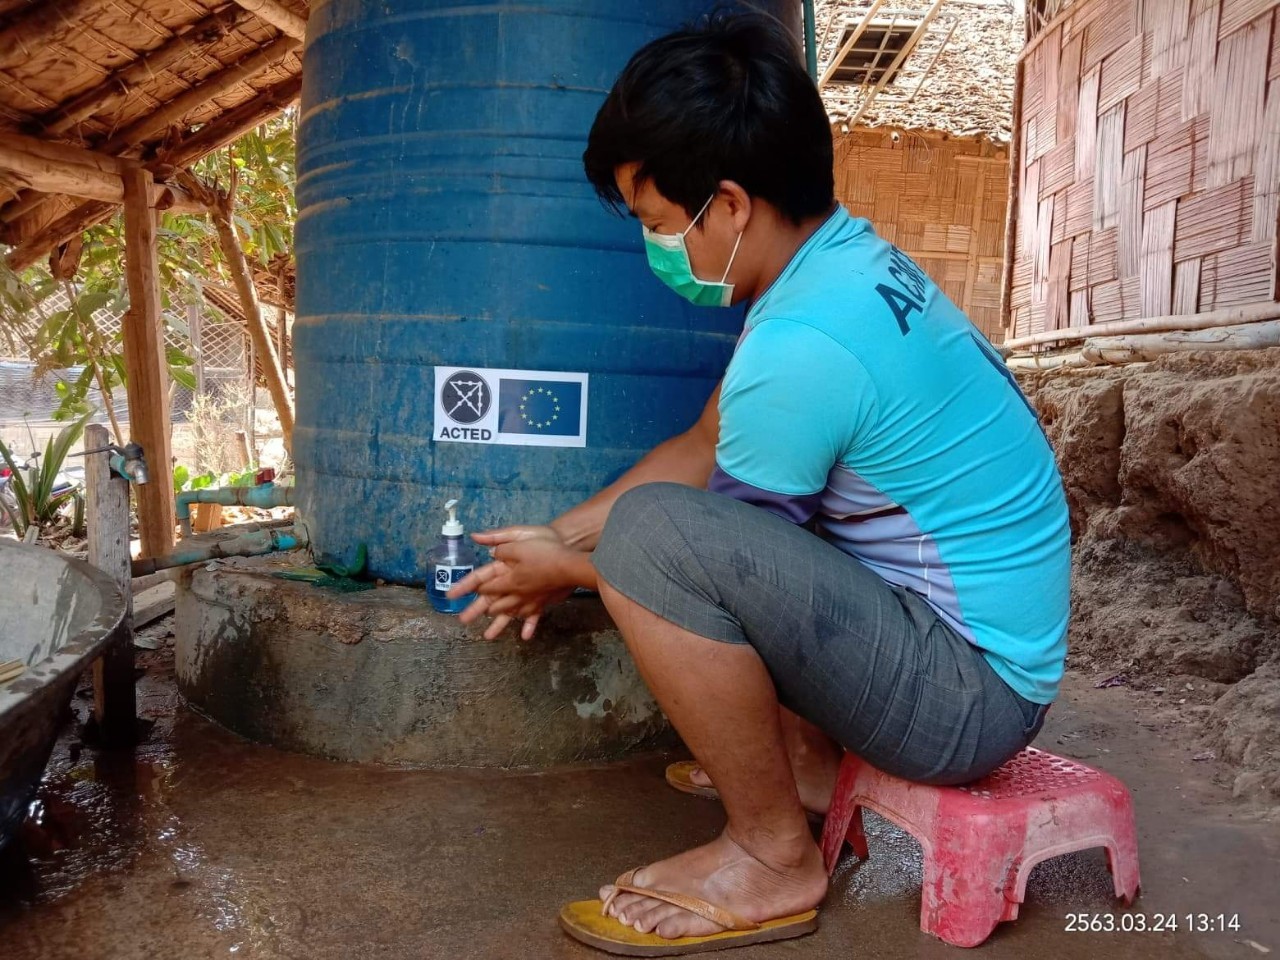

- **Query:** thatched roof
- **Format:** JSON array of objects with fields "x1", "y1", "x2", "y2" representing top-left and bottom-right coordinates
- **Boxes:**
[
  {"x1": 0, "y1": 0, "x2": 305, "y2": 269},
  {"x1": 0, "y1": 0, "x2": 1018, "y2": 278},
  {"x1": 817, "y1": 0, "x2": 1021, "y2": 142}
]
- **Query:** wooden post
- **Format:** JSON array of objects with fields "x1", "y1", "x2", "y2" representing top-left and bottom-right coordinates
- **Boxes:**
[
  {"x1": 235, "y1": 430, "x2": 253, "y2": 469},
  {"x1": 122, "y1": 165, "x2": 176, "y2": 557},
  {"x1": 85, "y1": 423, "x2": 136, "y2": 746}
]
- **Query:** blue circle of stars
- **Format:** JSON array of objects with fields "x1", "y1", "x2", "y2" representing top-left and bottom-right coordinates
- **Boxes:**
[{"x1": 519, "y1": 386, "x2": 561, "y2": 430}]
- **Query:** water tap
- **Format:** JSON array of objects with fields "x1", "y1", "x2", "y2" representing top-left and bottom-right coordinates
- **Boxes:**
[{"x1": 80, "y1": 441, "x2": 149, "y2": 484}]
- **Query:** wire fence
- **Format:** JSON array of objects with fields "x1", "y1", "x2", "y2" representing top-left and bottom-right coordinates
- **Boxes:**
[{"x1": 0, "y1": 287, "x2": 253, "y2": 438}]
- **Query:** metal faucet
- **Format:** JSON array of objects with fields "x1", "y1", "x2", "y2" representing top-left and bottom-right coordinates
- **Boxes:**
[{"x1": 80, "y1": 441, "x2": 150, "y2": 484}]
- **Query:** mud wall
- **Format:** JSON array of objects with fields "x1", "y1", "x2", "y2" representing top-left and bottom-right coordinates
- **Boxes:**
[{"x1": 1019, "y1": 348, "x2": 1280, "y2": 799}]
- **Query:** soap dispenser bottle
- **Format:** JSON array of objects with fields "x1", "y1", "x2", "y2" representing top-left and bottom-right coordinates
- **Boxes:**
[{"x1": 426, "y1": 498, "x2": 478, "y2": 614}]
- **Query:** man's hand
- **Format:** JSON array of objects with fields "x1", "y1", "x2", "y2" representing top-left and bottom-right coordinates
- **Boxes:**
[{"x1": 448, "y1": 526, "x2": 590, "y2": 640}]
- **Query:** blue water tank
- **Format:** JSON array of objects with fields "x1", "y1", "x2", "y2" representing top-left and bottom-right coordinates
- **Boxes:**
[{"x1": 295, "y1": 0, "x2": 802, "y2": 581}]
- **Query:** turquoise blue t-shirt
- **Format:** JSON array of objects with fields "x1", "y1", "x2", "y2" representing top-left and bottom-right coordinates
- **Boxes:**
[{"x1": 708, "y1": 207, "x2": 1070, "y2": 704}]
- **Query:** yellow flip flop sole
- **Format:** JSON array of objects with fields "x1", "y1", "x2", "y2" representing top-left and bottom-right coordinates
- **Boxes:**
[
  {"x1": 559, "y1": 899, "x2": 819, "y2": 956},
  {"x1": 664, "y1": 761, "x2": 721, "y2": 800}
]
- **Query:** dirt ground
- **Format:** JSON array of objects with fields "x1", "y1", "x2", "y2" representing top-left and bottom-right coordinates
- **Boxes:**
[
  {"x1": 0, "y1": 628, "x2": 1277, "y2": 960},
  {"x1": 1020, "y1": 349, "x2": 1280, "y2": 807}
]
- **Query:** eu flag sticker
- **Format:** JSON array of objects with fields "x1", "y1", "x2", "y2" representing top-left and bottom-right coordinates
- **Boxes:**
[
  {"x1": 434, "y1": 366, "x2": 588, "y2": 448},
  {"x1": 498, "y1": 379, "x2": 583, "y2": 438}
]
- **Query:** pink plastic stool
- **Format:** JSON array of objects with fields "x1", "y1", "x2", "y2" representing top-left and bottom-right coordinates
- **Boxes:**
[{"x1": 819, "y1": 747, "x2": 1140, "y2": 947}]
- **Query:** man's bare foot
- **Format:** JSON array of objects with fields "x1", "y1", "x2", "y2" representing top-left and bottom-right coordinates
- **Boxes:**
[{"x1": 600, "y1": 831, "x2": 827, "y2": 940}]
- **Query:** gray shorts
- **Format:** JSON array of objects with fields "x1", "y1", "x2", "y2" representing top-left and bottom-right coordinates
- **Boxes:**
[{"x1": 593, "y1": 483, "x2": 1048, "y2": 786}]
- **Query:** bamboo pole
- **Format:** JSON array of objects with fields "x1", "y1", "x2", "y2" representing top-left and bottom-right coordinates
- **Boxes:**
[
  {"x1": 1079, "y1": 321, "x2": 1280, "y2": 363},
  {"x1": 121, "y1": 166, "x2": 177, "y2": 557},
  {"x1": 999, "y1": 56, "x2": 1026, "y2": 339},
  {"x1": 0, "y1": 660, "x2": 26, "y2": 684},
  {"x1": 847, "y1": 0, "x2": 947, "y2": 128},
  {"x1": 1006, "y1": 320, "x2": 1280, "y2": 368},
  {"x1": 277, "y1": 302, "x2": 288, "y2": 375},
  {"x1": 85, "y1": 422, "x2": 137, "y2": 746},
  {"x1": 229, "y1": 0, "x2": 308, "y2": 40},
  {"x1": 1006, "y1": 352, "x2": 1092, "y2": 370},
  {"x1": 42, "y1": 6, "x2": 253, "y2": 137},
  {"x1": 818, "y1": 0, "x2": 886, "y2": 90},
  {"x1": 160, "y1": 75, "x2": 303, "y2": 169},
  {"x1": 905, "y1": 18, "x2": 958, "y2": 103},
  {"x1": 1000, "y1": 302, "x2": 1280, "y2": 352},
  {"x1": 100, "y1": 36, "x2": 300, "y2": 155}
]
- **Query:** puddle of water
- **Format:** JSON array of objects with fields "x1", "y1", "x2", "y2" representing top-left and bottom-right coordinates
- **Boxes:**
[{"x1": 0, "y1": 749, "x2": 175, "y2": 905}]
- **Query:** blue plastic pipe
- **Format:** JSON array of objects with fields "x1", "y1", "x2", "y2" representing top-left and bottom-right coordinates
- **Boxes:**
[
  {"x1": 176, "y1": 483, "x2": 294, "y2": 537},
  {"x1": 132, "y1": 522, "x2": 307, "y2": 577}
]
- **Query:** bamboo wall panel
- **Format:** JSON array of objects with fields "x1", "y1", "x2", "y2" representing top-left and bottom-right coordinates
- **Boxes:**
[
  {"x1": 1119, "y1": 148, "x2": 1147, "y2": 274},
  {"x1": 1099, "y1": 34, "x2": 1144, "y2": 111},
  {"x1": 1220, "y1": 0, "x2": 1276, "y2": 36},
  {"x1": 1147, "y1": 0, "x2": 1191, "y2": 78},
  {"x1": 1208, "y1": 21, "x2": 1269, "y2": 189},
  {"x1": 1174, "y1": 258, "x2": 1203, "y2": 312},
  {"x1": 1009, "y1": 0, "x2": 1279, "y2": 338},
  {"x1": 1093, "y1": 105, "x2": 1126, "y2": 229},
  {"x1": 1075, "y1": 70, "x2": 1100, "y2": 178},
  {"x1": 835, "y1": 129, "x2": 1010, "y2": 340},
  {"x1": 1254, "y1": 88, "x2": 1280, "y2": 240},
  {"x1": 1124, "y1": 82, "x2": 1158, "y2": 150},
  {"x1": 1270, "y1": 10, "x2": 1280, "y2": 80}
]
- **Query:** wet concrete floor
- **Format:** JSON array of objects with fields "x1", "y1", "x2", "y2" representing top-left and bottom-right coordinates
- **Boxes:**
[{"x1": 0, "y1": 644, "x2": 1277, "y2": 960}]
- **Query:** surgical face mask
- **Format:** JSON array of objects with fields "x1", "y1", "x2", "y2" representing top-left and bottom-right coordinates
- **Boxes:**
[{"x1": 642, "y1": 194, "x2": 744, "y2": 308}]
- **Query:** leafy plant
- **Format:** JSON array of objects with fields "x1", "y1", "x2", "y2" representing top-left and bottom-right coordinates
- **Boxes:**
[
  {"x1": 0, "y1": 112, "x2": 298, "y2": 426},
  {"x1": 172, "y1": 462, "x2": 264, "y2": 494},
  {"x1": 224, "y1": 466, "x2": 261, "y2": 488},
  {"x1": 0, "y1": 412, "x2": 91, "y2": 537},
  {"x1": 191, "y1": 115, "x2": 297, "y2": 266},
  {"x1": 173, "y1": 463, "x2": 218, "y2": 494}
]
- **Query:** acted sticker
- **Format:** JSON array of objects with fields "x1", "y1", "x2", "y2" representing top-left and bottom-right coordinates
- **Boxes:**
[{"x1": 434, "y1": 366, "x2": 588, "y2": 448}]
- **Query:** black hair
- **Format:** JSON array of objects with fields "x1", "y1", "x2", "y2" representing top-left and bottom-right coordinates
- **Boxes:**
[{"x1": 583, "y1": 10, "x2": 834, "y2": 225}]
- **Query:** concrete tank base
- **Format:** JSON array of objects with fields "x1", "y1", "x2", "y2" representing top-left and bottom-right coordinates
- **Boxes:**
[{"x1": 174, "y1": 556, "x2": 672, "y2": 766}]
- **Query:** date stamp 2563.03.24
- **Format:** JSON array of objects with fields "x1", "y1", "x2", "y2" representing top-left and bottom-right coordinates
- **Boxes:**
[{"x1": 1065, "y1": 913, "x2": 1243, "y2": 934}]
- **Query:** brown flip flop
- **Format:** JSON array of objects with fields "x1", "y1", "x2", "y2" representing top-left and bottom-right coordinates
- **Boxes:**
[{"x1": 558, "y1": 868, "x2": 819, "y2": 956}]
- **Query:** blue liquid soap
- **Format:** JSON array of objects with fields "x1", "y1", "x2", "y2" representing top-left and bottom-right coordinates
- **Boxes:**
[{"x1": 427, "y1": 498, "x2": 478, "y2": 614}]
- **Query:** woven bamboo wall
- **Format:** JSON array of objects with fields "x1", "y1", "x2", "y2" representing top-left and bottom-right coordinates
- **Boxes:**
[
  {"x1": 835, "y1": 128, "x2": 1011, "y2": 341},
  {"x1": 1009, "y1": 0, "x2": 1280, "y2": 339}
]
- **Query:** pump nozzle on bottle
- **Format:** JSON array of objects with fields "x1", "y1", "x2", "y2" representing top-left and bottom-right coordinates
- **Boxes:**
[
  {"x1": 442, "y1": 498, "x2": 464, "y2": 537},
  {"x1": 428, "y1": 497, "x2": 476, "y2": 614}
]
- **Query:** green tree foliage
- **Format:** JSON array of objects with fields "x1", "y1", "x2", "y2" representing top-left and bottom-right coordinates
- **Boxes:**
[{"x1": 0, "y1": 110, "x2": 297, "y2": 432}]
